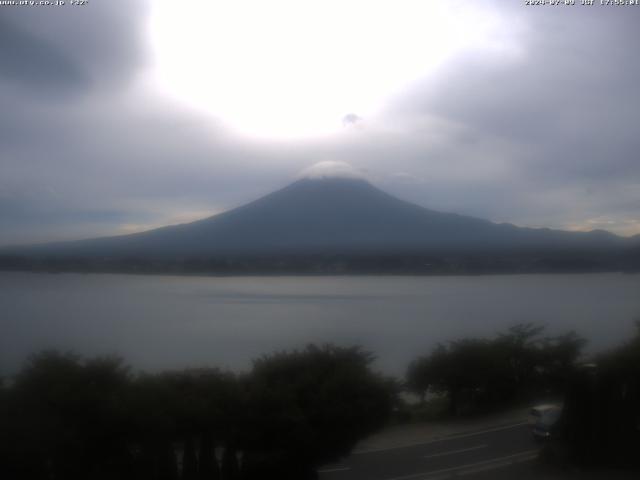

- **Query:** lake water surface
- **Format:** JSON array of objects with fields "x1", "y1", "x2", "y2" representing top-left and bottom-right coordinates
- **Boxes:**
[{"x1": 1, "y1": 272, "x2": 639, "y2": 377}]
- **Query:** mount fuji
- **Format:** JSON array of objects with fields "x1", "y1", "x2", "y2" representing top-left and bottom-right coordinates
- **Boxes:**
[{"x1": 2, "y1": 165, "x2": 638, "y2": 273}]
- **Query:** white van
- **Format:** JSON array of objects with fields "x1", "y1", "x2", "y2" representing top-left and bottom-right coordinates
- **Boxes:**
[
  {"x1": 528, "y1": 404, "x2": 562, "y2": 440},
  {"x1": 528, "y1": 404, "x2": 561, "y2": 427}
]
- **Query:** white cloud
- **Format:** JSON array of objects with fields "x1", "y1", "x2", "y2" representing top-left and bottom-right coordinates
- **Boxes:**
[{"x1": 297, "y1": 161, "x2": 367, "y2": 181}]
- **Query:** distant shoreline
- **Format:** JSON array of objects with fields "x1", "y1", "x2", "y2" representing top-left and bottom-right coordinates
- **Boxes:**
[{"x1": 1, "y1": 263, "x2": 637, "y2": 278}]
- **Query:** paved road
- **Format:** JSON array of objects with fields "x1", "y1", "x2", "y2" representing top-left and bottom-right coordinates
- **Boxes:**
[{"x1": 318, "y1": 422, "x2": 542, "y2": 480}]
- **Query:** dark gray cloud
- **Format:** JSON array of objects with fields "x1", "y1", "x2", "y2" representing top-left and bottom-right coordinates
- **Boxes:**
[
  {"x1": 372, "y1": 4, "x2": 640, "y2": 233},
  {"x1": 0, "y1": 15, "x2": 88, "y2": 94},
  {"x1": 0, "y1": 0, "x2": 147, "y2": 93},
  {"x1": 1, "y1": 1, "x2": 640, "y2": 245}
]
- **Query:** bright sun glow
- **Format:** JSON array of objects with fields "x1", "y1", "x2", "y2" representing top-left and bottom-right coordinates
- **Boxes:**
[{"x1": 147, "y1": 0, "x2": 504, "y2": 139}]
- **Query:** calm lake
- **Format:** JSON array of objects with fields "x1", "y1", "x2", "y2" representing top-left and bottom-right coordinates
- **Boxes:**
[{"x1": 1, "y1": 272, "x2": 639, "y2": 377}]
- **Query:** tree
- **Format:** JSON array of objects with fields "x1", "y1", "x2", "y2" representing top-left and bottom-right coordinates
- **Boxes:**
[
  {"x1": 556, "y1": 322, "x2": 640, "y2": 468},
  {"x1": 125, "y1": 367, "x2": 239, "y2": 480},
  {"x1": 406, "y1": 324, "x2": 586, "y2": 416},
  {"x1": 242, "y1": 344, "x2": 395, "y2": 479},
  {"x1": 7, "y1": 351, "x2": 132, "y2": 479},
  {"x1": 406, "y1": 355, "x2": 433, "y2": 403},
  {"x1": 537, "y1": 330, "x2": 586, "y2": 394},
  {"x1": 496, "y1": 323, "x2": 545, "y2": 388}
]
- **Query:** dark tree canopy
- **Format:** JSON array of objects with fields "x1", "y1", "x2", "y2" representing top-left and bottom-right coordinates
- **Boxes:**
[
  {"x1": 556, "y1": 322, "x2": 640, "y2": 468},
  {"x1": 0, "y1": 345, "x2": 394, "y2": 480},
  {"x1": 406, "y1": 324, "x2": 586, "y2": 415}
]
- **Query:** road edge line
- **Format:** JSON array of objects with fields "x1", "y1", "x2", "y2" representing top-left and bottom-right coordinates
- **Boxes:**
[{"x1": 353, "y1": 421, "x2": 528, "y2": 455}]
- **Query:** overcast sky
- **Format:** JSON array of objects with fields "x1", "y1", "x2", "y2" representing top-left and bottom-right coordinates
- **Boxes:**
[{"x1": 1, "y1": 0, "x2": 639, "y2": 246}]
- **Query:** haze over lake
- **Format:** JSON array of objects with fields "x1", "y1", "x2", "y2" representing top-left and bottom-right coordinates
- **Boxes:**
[{"x1": 2, "y1": 272, "x2": 639, "y2": 377}]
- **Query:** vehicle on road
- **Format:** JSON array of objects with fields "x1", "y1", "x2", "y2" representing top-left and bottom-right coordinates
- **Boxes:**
[
  {"x1": 529, "y1": 404, "x2": 562, "y2": 441},
  {"x1": 527, "y1": 404, "x2": 561, "y2": 426}
]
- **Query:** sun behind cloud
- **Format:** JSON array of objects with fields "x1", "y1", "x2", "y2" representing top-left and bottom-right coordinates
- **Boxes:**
[{"x1": 146, "y1": 0, "x2": 507, "y2": 140}]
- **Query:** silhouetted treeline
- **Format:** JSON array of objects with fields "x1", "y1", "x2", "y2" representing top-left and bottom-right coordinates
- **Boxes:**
[
  {"x1": 406, "y1": 324, "x2": 586, "y2": 415},
  {"x1": 0, "y1": 345, "x2": 394, "y2": 480},
  {"x1": 1, "y1": 249, "x2": 639, "y2": 275}
]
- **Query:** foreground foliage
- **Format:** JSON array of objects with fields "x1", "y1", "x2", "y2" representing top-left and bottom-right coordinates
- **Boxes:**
[
  {"x1": 0, "y1": 345, "x2": 393, "y2": 480},
  {"x1": 406, "y1": 323, "x2": 585, "y2": 415},
  {"x1": 553, "y1": 322, "x2": 640, "y2": 469}
]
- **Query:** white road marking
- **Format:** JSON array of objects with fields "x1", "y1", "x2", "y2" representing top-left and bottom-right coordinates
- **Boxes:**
[
  {"x1": 380, "y1": 449, "x2": 539, "y2": 480},
  {"x1": 458, "y1": 460, "x2": 519, "y2": 476},
  {"x1": 458, "y1": 452, "x2": 537, "y2": 476},
  {"x1": 318, "y1": 466, "x2": 351, "y2": 473},
  {"x1": 353, "y1": 421, "x2": 528, "y2": 455},
  {"x1": 422, "y1": 444, "x2": 488, "y2": 459}
]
